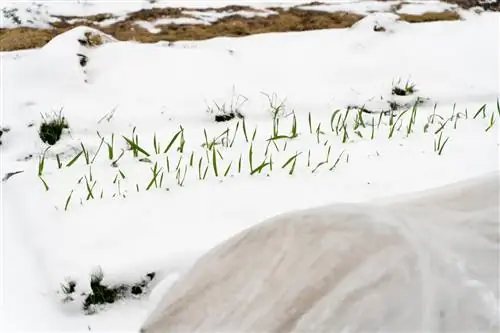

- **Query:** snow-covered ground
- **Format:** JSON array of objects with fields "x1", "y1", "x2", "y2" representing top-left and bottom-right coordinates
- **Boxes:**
[
  {"x1": 1, "y1": 0, "x2": 463, "y2": 29},
  {"x1": 1, "y1": 2, "x2": 499, "y2": 332}
]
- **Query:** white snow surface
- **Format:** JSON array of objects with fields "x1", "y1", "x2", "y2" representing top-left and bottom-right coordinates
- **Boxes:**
[
  {"x1": 1, "y1": 9, "x2": 499, "y2": 333},
  {"x1": 397, "y1": 2, "x2": 458, "y2": 15}
]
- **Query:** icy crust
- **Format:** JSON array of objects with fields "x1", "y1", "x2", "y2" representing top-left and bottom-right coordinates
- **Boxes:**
[{"x1": 141, "y1": 172, "x2": 500, "y2": 333}]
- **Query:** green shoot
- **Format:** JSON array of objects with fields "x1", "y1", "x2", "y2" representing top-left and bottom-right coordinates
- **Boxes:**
[
  {"x1": 39, "y1": 176, "x2": 49, "y2": 191},
  {"x1": 64, "y1": 190, "x2": 74, "y2": 211},
  {"x1": 473, "y1": 104, "x2": 487, "y2": 119},
  {"x1": 123, "y1": 136, "x2": 150, "y2": 157},
  {"x1": 485, "y1": 112, "x2": 495, "y2": 132},
  {"x1": 242, "y1": 118, "x2": 249, "y2": 143},
  {"x1": 224, "y1": 162, "x2": 232, "y2": 177},
  {"x1": 230, "y1": 121, "x2": 240, "y2": 147},
  {"x1": 56, "y1": 154, "x2": 62, "y2": 169},
  {"x1": 329, "y1": 150, "x2": 345, "y2": 171},
  {"x1": 38, "y1": 147, "x2": 50, "y2": 176},
  {"x1": 330, "y1": 109, "x2": 341, "y2": 132},
  {"x1": 91, "y1": 137, "x2": 105, "y2": 164},
  {"x1": 164, "y1": 129, "x2": 182, "y2": 154},
  {"x1": 212, "y1": 148, "x2": 219, "y2": 177}
]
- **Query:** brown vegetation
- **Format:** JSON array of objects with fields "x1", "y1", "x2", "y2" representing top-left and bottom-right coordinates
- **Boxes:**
[
  {"x1": 398, "y1": 10, "x2": 461, "y2": 23},
  {"x1": 0, "y1": 4, "x2": 464, "y2": 52}
]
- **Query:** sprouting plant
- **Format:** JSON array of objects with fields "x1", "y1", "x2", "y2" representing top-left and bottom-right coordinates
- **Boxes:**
[
  {"x1": 153, "y1": 133, "x2": 160, "y2": 155},
  {"x1": 212, "y1": 148, "x2": 219, "y2": 177},
  {"x1": 230, "y1": 121, "x2": 240, "y2": 147},
  {"x1": 262, "y1": 92, "x2": 288, "y2": 119},
  {"x1": 164, "y1": 129, "x2": 182, "y2": 154},
  {"x1": 329, "y1": 150, "x2": 345, "y2": 171},
  {"x1": 84, "y1": 176, "x2": 96, "y2": 200},
  {"x1": 392, "y1": 79, "x2": 417, "y2": 96},
  {"x1": 290, "y1": 112, "x2": 298, "y2": 138},
  {"x1": 123, "y1": 134, "x2": 150, "y2": 158},
  {"x1": 39, "y1": 176, "x2": 49, "y2": 191},
  {"x1": 56, "y1": 154, "x2": 62, "y2": 169},
  {"x1": 39, "y1": 109, "x2": 69, "y2": 145},
  {"x1": 485, "y1": 112, "x2": 495, "y2": 132},
  {"x1": 91, "y1": 137, "x2": 105, "y2": 164},
  {"x1": 81, "y1": 143, "x2": 90, "y2": 164},
  {"x1": 282, "y1": 152, "x2": 301, "y2": 175},
  {"x1": 406, "y1": 99, "x2": 419, "y2": 136},
  {"x1": 434, "y1": 132, "x2": 450, "y2": 155},
  {"x1": 38, "y1": 147, "x2": 50, "y2": 176},
  {"x1": 312, "y1": 146, "x2": 331, "y2": 173},
  {"x1": 250, "y1": 158, "x2": 270, "y2": 175},
  {"x1": 473, "y1": 104, "x2": 487, "y2": 120},
  {"x1": 330, "y1": 109, "x2": 341, "y2": 133},
  {"x1": 64, "y1": 190, "x2": 74, "y2": 211},
  {"x1": 242, "y1": 118, "x2": 249, "y2": 143},
  {"x1": 388, "y1": 110, "x2": 408, "y2": 139},
  {"x1": 146, "y1": 162, "x2": 163, "y2": 190}
]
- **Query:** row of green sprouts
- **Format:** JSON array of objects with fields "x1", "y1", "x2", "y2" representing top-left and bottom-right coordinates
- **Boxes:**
[{"x1": 35, "y1": 99, "x2": 499, "y2": 211}]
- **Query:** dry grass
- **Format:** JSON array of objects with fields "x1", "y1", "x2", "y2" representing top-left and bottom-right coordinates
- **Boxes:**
[
  {"x1": 0, "y1": 4, "x2": 464, "y2": 52},
  {"x1": 398, "y1": 10, "x2": 461, "y2": 23},
  {"x1": 0, "y1": 28, "x2": 57, "y2": 51}
]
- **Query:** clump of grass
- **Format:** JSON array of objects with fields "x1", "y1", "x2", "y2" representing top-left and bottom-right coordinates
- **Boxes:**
[
  {"x1": 39, "y1": 111, "x2": 69, "y2": 145},
  {"x1": 82, "y1": 268, "x2": 156, "y2": 315},
  {"x1": 392, "y1": 80, "x2": 417, "y2": 97}
]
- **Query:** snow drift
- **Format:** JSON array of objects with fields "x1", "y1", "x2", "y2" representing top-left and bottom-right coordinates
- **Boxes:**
[{"x1": 140, "y1": 172, "x2": 500, "y2": 333}]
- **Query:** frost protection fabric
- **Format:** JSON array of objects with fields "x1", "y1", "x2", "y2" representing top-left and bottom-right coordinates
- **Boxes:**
[{"x1": 141, "y1": 173, "x2": 500, "y2": 333}]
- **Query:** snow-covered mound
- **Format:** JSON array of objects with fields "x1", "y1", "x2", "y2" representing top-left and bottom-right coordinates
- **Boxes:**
[{"x1": 140, "y1": 172, "x2": 500, "y2": 333}]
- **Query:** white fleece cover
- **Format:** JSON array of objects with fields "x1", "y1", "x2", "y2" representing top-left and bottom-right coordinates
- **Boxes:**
[{"x1": 140, "y1": 172, "x2": 500, "y2": 333}]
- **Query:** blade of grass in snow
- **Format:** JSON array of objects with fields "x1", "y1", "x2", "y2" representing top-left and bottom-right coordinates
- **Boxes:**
[
  {"x1": 224, "y1": 162, "x2": 232, "y2": 177},
  {"x1": 39, "y1": 176, "x2": 49, "y2": 191},
  {"x1": 189, "y1": 152, "x2": 194, "y2": 167},
  {"x1": 473, "y1": 104, "x2": 487, "y2": 119},
  {"x1": 212, "y1": 148, "x2": 218, "y2": 177},
  {"x1": 164, "y1": 129, "x2": 182, "y2": 154},
  {"x1": 329, "y1": 150, "x2": 345, "y2": 171},
  {"x1": 91, "y1": 137, "x2": 105, "y2": 164},
  {"x1": 56, "y1": 154, "x2": 62, "y2": 169},
  {"x1": 250, "y1": 160, "x2": 270, "y2": 175},
  {"x1": 81, "y1": 143, "x2": 90, "y2": 164},
  {"x1": 230, "y1": 121, "x2": 240, "y2": 147},
  {"x1": 106, "y1": 134, "x2": 115, "y2": 160},
  {"x1": 388, "y1": 110, "x2": 408, "y2": 139},
  {"x1": 198, "y1": 157, "x2": 203, "y2": 180},
  {"x1": 330, "y1": 109, "x2": 341, "y2": 132},
  {"x1": 123, "y1": 136, "x2": 150, "y2": 157},
  {"x1": 242, "y1": 119, "x2": 249, "y2": 143},
  {"x1": 485, "y1": 112, "x2": 495, "y2": 132},
  {"x1": 38, "y1": 147, "x2": 50, "y2": 176},
  {"x1": 64, "y1": 190, "x2": 73, "y2": 211}
]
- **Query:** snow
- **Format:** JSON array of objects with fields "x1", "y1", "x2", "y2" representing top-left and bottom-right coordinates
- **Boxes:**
[
  {"x1": 398, "y1": 2, "x2": 458, "y2": 15},
  {"x1": 1, "y1": 5, "x2": 499, "y2": 333}
]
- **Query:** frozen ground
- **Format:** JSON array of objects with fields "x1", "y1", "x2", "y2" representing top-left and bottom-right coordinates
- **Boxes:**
[
  {"x1": 1, "y1": 3, "x2": 499, "y2": 333},
  {"x1": 1, "y1": 0, "x2": 462, "y2": 29}
]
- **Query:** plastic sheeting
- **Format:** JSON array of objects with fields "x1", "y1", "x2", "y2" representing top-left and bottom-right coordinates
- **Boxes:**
[{"x1": 140, "y1": 173, "x2": 500, "y2": 333}]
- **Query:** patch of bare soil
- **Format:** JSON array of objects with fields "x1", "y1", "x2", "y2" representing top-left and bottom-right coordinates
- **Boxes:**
[
  {"x1": 0, "y1": 3, "x2": 468, "y2": 52},
  {"x1": 444, "y1": 0, "x2": 499, "y2": 10}
]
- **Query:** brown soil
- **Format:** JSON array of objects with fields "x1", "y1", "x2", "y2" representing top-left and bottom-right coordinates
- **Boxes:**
[
  {"x1": 0, "y1": 4, "x2": 466, "y2": 52},
  {"x1": 398, "y1": 10, "x2": 462, "y2": 23}
]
